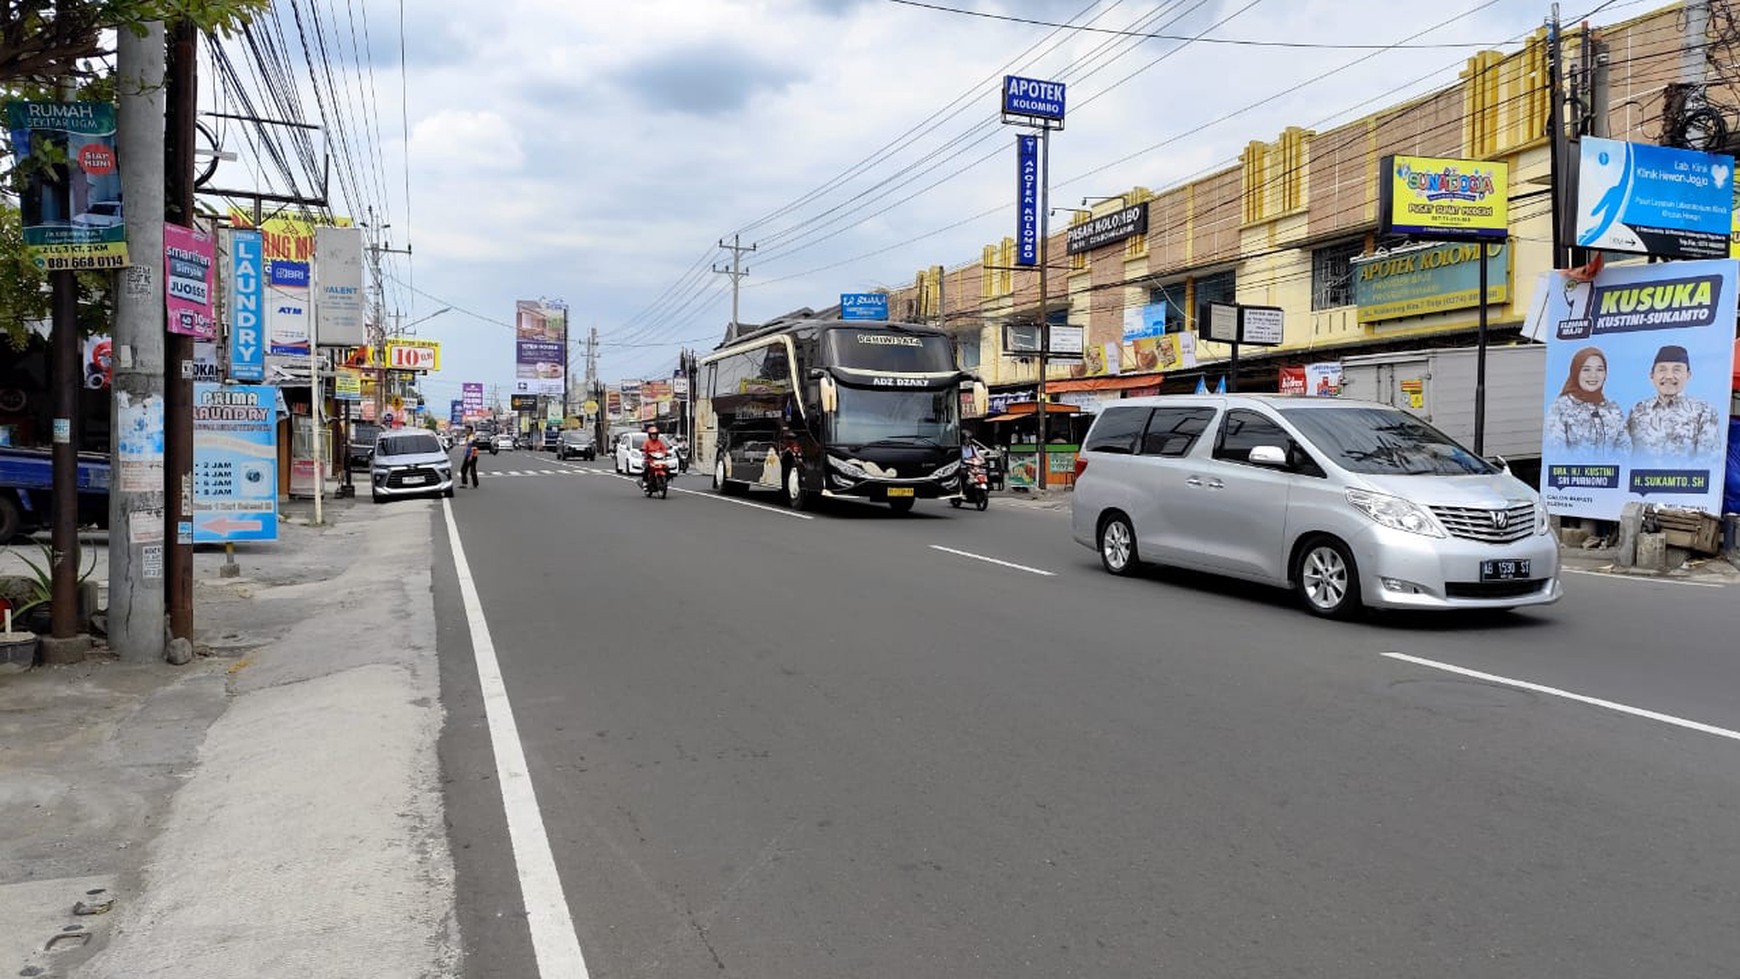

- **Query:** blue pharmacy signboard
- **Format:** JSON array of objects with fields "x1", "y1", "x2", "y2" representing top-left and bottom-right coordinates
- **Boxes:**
[
  {"x1": 1575, "y1": 137, "x2": 1735, "y2": 259},
  {"x1": 192, "y1": 383, "x2": 279, "y2": 542},
  {"x1": 839, "y1": 293, "x2": 888, "y2": 321},
  {"x1": 1003, "y1": 76, "x2": 1065, "y2": 123},
  {"x1": 228, "y1": 230, "x2": 265, "y2": 381},
  {"x1": 1536, "y1": 259, "x2": 1735, "y2": 520},
  {"x1": 1016, "y1": 135, "x2": 1039, "y2": 267}
]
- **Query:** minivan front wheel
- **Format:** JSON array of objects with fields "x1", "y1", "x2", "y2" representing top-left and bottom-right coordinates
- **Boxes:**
[
  {"x1": 1294, "y1": 537, "x2": 1361, "y2": 619},
  {"x1": 1098, "y1": 513, "x2": 1139, "y2": 576}
]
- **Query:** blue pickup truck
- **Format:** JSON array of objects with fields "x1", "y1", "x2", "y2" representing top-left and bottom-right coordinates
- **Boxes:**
[{"x1": 0, "y1": 446, "x2": 111, "y2": 541}]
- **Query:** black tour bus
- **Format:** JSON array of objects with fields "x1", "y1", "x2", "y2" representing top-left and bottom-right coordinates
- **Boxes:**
[{"x1": 696, "y1": 314, "x2": 986, "y2": 512}]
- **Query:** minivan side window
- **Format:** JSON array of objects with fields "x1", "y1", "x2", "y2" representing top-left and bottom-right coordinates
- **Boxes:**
[
  {"x1": 1083, "y1": 407, "x2": 1153, "y2": 454},
  {"x1": 1140, "y1": 407, "x2": 1216, "y2": 457},
  {"x1": 1214, "y1": 409, "x2": 1291, "y2": 464}
]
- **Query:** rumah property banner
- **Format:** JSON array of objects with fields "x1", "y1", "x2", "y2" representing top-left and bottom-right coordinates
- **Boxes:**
[
  {"x1": 1534, "y1": 259, "x2": 1735, "y2": 520},
  {"x1": 515, "y1": 300, "x2": 567, "y2": 395},
  {"x1": 4, "y1": 101, "x2": 128, "y2": 270}
]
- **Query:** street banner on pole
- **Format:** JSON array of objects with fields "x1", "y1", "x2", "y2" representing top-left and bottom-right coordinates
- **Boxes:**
[
  {"x1": 515, "y1": 299, "x2": 567, "y2": 395},
  {"x1": 164, "y1": 223, "x2": 214, "y2": 339},
  {"x1": 1534, "y1": 259, "x2": 1735, "y2": 519},
  {"x1": 314, "y1": 226, "x2": 366, "y2": 347},
  {"x1": 192, "y1": 382, "x2": 279, "y2": 543},
  {"x1": 227, "y1": 229, "x2": 265, "y2": 381},
  {"x1": 4, "y1": 100, "x2": 128, "y2": 270}
]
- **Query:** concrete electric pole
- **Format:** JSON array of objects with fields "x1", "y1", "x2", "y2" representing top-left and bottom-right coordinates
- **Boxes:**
[
  {"x1": 109, "y1": 21, "x2": 167, "y2": 663},
  {"x1": 714, "y1": 234, "x2": 756, "y2": 335}
]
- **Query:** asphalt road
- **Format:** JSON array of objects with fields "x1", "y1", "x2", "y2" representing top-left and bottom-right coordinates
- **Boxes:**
[{"x1": 432, "y1": 451, "x2": 1740, "y2": 979}]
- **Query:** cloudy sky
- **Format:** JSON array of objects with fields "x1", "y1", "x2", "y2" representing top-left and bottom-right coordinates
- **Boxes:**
[{"x1": 203, "y1": 0, "x2": 1588, "y2": 411}]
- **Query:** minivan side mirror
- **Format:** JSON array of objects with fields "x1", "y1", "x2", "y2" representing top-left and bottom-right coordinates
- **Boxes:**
[
  {"x1": 1248, "y1": 444, "x2": 1288, "y2": 467},
  {"x1": 1486, "y1": 454, "x2": 1510, "y2": 472}
]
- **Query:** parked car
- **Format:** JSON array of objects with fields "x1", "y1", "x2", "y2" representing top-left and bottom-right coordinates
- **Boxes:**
[
  {"x1": 347, "y1": 422, "x2": 382, "y2": 472},
  {"x1": 493, "y1": 433, "x2": 514, "y2": 452},
  {"x1": 72, "y1": 200, "x2": 123, "y2": 229},
  {"x1": 541, "y1": 427, "x2": 562, "y2": 452},
  {"x1": 370, "y1": 430, "x2": 453, "y2": 503},
  {"x1": 557, "y1": 430, "x2": 596, "y2": 461},
  {"x1": 615, "y1": 432, "x2": 650, "y2": 475},
  {"x1": 1070, "y1": 395, "x2": 1561, "y2": 618}
]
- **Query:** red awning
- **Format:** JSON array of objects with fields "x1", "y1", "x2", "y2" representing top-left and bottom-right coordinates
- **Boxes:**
[{"x1": 1044, "y1": 373, "x2": 1165, "y2": 394}]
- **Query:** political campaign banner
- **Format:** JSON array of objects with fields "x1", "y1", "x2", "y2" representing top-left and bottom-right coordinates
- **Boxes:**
[
  {"x1": 1535, "y1": 259, "x2": 1735, "y2": 519},
  {"x1": 4, "y1": 100, "x2": 128, "y2": 270},
  {"x1": 192, "y1": 383, "x2": 279, "y2": 543},
  {"x1": 515, "y1": 299, "x2": 567, "y2": 395}
]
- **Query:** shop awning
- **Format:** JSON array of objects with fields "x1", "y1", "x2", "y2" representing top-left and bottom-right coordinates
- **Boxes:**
[
  {"x1": 984, "y1": 402, "x2": 1080, "y2": 424},
  {"x1": 1044, "y1": 373, "x2": 1164, "y2": 394}
]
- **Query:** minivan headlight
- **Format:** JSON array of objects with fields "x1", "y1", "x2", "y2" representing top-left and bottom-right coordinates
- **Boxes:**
[
  {"x1": 1346, "y1": 488, "x2": 1445, "y2": 538},
  {"x1": 1535, "y1": 500, "x2": 1550, "y2": 535}
]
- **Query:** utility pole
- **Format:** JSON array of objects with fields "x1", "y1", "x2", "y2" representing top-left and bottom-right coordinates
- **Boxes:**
[
  {"x1": 163, "y1": 19, "x2": 198, "y2": 641},
  {"x1": 110, "y1": 21, "x2": 167, "y2": 663},
  {"x1": 1546, "y1": 3, "x2": 1570, "y2": 271},
  {"x1": 39, "y1": 69, "x2": 85, "y2": 658},
  {"x1": 364, "y1": 210, "x2": 410, "y2": 425},
  {"x1": 714, "y1": 234, "x2": 756, "y2": 336}
]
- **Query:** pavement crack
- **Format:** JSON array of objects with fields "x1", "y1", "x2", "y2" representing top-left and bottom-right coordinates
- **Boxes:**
[{"x1": 687, "y1": 903, "x2": 727, "y2": 972}]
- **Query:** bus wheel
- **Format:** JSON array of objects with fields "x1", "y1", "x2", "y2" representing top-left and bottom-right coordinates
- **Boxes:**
[
  {"x1": 716, "y1": 457, "x2": 744, "y2": 497},
  {"x1": 783, "y1": 463, "x2": 812, "y2": 511},
  {"x1": 889, "y1": 497, "x2": 915, "y2": 514}
]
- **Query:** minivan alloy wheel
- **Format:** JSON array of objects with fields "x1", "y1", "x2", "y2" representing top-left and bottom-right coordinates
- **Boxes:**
[
  {"x1": 1098, "y1": 514, "x2": 1138, "y2": 576},
  {"x1": 1296, "y1": 540, "x2": 1359, "y2": 617}
]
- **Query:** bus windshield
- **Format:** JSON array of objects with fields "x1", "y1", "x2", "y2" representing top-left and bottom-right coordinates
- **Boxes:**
[
  {"x1": 825, "y1": 329, "x2": 955, "y2": 373},
  {"x1": 831, "y1": 385, "x2": 959, "y2": 448}
]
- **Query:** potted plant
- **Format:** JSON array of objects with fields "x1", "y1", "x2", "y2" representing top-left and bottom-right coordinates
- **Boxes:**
[{"x1": 4, "y1": 541, "x2": 98, "y2": 636}]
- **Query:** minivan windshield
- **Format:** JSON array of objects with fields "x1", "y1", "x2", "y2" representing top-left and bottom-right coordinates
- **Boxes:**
[
  {"x1": 1280, "y1": 407, "x2": 1495, "y2": 476},
  {"x1": 377, "y1": 433, "x2": 441, "y2": 457}
]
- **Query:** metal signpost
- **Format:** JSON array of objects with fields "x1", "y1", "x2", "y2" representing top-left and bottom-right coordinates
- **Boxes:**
[
  {"x1": 1002, "y1": 75, "x2": 1065, "y2": 489},
  {"x1": 1202, "y1": 303, "x2": 1284, "y2": 392}
]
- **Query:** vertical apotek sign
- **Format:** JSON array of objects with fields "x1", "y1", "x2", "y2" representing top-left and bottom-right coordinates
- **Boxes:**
[
  {"x1": 228, "y1": 229, "x2": 265, "y2": 381},
  {"x1": 1016, "y1": 135, "x2": 1039, "y2": 266}
]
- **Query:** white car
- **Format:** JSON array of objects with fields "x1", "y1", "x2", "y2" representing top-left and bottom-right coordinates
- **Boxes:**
[
  {"x1": 72, "y1": 201, "x2": 122, "y2": 228},
  {"x1": 615, "y1": 433, "x2": 649, "y2": 475}
]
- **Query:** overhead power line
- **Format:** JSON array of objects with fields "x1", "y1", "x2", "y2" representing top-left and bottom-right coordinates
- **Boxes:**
[{"x1": 883, "y1": 0, "x2": 1509, "y2": 47}]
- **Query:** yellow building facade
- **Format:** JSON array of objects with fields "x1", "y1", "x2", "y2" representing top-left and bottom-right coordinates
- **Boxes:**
[{"x1": 879, "y1": 3, "x2": 1706, "y2": 396}]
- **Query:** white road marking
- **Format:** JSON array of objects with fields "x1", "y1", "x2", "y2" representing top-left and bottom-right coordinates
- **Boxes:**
[
  {"x1": 1382, "y1": 652, "x2": 1740, "y2": 745},
  {"x1": 669, "y1": 484, "x2": 814, "y2": 519},
  {"x1": 1564, "y1": 568, "x2": 1723, "y2": 588},
  {"x1": 928, "y1": 544, "x2": 1055, "y2": 576},
  {"x1": 441, "y1": 500, "x2": 591, "y2": 977}
]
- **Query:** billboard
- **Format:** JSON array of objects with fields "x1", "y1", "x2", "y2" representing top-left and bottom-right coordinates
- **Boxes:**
[
  {"x1": 840, "y1": 293, "x2": 888, "y2": 321},
  {"x1": 192, "y1": 383, "x2": 279, "y2": 543},
  {"x1": 4, "y1": 100, "x2": 128, "y2": 270},
  {"x1": 384, "y1": 339, "x2": 440, "y2": 371},
  {"x1": 164, "y1": 223, "x2": 215, "y2": 339},
  {"x1": 1379, "y1": 155, "x2": 1509, "y2": 240},
  {"x1": 266, "y1": 259, "x2": 310, "y2": 356},
  {"x1": 314, "y1": 225, "x2": 366, "y2": 347},
  {"x1": 515, "y1": 299, "x2": 567, "y2": 395},
  {"x1": 1002, "y1": 76, "x2": 1066, "y2": 122},
  {"x1": 1575, "y1": 137, "x2": 1734, "y2": 259},
  {"x1": 1535, "y1": 259, "x2": 1735, "y2": 519},
  {"x1": 462, "y1": 382, "x2": 485, "y2": 417}
]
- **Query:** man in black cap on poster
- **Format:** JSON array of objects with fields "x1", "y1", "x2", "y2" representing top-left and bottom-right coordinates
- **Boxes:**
[{"x1": 1626, "y1": 344, "x2": 1724, "y2": 456}]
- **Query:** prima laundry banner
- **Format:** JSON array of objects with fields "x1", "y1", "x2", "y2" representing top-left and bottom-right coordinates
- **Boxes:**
[{"x1": 1534, "y1": 259, "x2": 1736, "y2": 519}]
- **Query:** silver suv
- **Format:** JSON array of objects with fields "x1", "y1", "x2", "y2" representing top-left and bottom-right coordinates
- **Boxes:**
[
  {"x1": 370, "y1": 430, "x2": 454, "y2": 503},
  {"x1": 1070, "y1": 395, "x2": 1561, "y2": 618}
]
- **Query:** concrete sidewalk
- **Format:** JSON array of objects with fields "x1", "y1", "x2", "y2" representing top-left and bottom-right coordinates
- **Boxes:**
[{"x1": 0, "y1": 495, "x2": 459, "y2": 978}]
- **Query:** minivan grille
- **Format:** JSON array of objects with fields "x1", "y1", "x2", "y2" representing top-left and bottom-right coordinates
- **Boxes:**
[
  {"x1": 385, "y1": 466, "x2": 441, "y2": 488},
  {"x1": 1429, "y1": 503, "x2": 1536, "y2": 544}
]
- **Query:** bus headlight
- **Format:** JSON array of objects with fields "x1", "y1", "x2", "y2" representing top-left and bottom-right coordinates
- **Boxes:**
[{"x1": 828, "y1": 455, "x2": 870, "y2": 481}]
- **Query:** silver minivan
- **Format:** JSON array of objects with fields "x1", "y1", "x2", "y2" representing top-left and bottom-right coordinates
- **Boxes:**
[{"x1": 1070, "y1": 395, "x2": 1562, "y2": 617}]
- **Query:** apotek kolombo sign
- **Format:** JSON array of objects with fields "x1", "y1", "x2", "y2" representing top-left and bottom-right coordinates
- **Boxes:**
[
  {"x1": 1016, "y1": 135, "x2": 1039, "y2": 266},
  {"x1": 1002, "y1": 76, "x2": 1065, "y2": 123},
  {"x1": 1352, "y1": 241, "x2": 1510, "y2": 323},
  {"x1": 1379, "y1": 155, "x2": 1509, "y2": 240}
]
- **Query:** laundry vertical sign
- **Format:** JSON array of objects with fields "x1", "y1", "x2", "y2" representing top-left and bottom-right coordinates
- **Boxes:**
[{"x1": 228, "y1": 229, "x2": 265, "y2": 381}]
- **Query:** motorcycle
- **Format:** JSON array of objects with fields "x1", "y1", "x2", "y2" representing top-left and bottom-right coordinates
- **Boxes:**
[
  {"x1": 950, "y1": 459, "x2": 989, "y2": 511},
  {"x1": 642, "y1": 449, "x2": 671, "y2": 499}
]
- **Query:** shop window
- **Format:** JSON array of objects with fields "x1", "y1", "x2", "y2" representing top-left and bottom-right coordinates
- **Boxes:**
[
  {"x1": 1311, "y1": 240, "x2": 1362, "y2": 311},
  {"x1": 1192, "y1": 270, "x2": 1237, "y2": 327},
  {"x1": 1146, "y1": 283, "x2": 1188, "y2": 333}
]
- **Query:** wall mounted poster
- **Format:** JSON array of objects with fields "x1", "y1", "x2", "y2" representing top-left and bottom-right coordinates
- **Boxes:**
[{"x1": 1535, "y1": 259, "x2": 1735, "y2": 520}]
